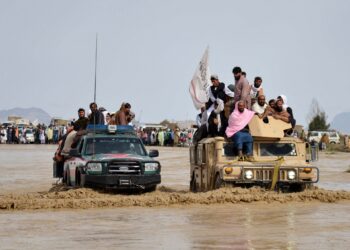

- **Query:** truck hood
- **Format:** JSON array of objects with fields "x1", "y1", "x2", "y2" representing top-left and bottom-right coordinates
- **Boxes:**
[{"x1": 83, "y1": 153, "x2": 154, "y2": 162}]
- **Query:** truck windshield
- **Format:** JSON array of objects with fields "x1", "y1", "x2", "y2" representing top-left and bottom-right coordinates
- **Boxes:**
[
  {"x1": 260, "y1": 143, "x2": 297, "y2": 156},
  {"x1": 85, "y1": 137, "x2": 147, "y2": 156}
]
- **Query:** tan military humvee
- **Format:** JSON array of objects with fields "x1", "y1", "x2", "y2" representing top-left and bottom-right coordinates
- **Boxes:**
[{"x1": 190, "y1": 116, "x2": 319, "y2": 192}]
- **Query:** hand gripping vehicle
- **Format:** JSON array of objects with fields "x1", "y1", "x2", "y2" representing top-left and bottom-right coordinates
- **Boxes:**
[
  {"x1": 53, "y1": 125, "x2": 161, "y2": 191},
  {"x1": 190, "y1": 116, "x2": 319, "y2": 192}
]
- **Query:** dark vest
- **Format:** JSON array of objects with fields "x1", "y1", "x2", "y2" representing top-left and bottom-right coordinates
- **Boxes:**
[{"x1": 210, "y1": 82, "x2": 227, "y2": 102}]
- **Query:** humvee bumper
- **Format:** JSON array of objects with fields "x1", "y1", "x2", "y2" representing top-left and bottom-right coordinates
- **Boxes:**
[{"x1": 222, "y1": 166, "x2": 319, "y2": 184}]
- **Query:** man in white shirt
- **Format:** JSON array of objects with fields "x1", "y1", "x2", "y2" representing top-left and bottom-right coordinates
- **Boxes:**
[{"x1": 252, "y1": 95, "x2": 268, "y2": 118}]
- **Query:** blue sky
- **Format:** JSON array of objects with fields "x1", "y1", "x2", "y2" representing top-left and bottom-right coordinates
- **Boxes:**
[{"x1": 1, "y1": 0, "x2": 349, "y2": 126}]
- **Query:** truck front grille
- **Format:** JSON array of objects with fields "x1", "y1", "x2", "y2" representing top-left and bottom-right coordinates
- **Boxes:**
[
  {"x1": 254, "y1": 169, "x2": 273, "y2": 181},
  {"x1": 246, "y1": 168, "x2": 299, "y2": 181},
  {"x1": 108, "y1": 162, "x2": 141, "y2": 175}
]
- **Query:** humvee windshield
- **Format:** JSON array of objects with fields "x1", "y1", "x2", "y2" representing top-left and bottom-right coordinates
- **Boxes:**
[
  {"x1": 85, "y1": 137, "x2": 147, "y2": 156},
  {"x1": 260, "y1": 143, "x2": 297, "y2": 156}
]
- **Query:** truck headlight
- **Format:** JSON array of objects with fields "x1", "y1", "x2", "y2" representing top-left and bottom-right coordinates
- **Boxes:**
[
  {"x1": 144, "y1": 162, "x2": 159, "y2": 172},
  {"x1": 287, "y1": 170, "x2": 296, "y2": 180},
  {"x1": 86, "y1": 162, "x2": 102, "y2": 172},
  {"x1": 244, "y1": 170, "x2": 253, "y2": 180}
]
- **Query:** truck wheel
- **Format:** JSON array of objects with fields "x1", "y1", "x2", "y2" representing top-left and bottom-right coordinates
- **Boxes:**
[
  {"x1": 62, "y1": 170, "x2": 67, "y2": 183},
  {"x1": 65, "y1": 171, "x2": 71, "y2": 186},
  {"x1": 145, "y1": 185, "x2": 157, "y2": 192},
  {"x1": 288, "y1": 183, "x2": 306, "y2": 192},
  {"x1": 75, "y1": 169, "x2": 85, "y2": 188},
  {"x1": 214, "y1": 174, "x2": 223, "y2": 189}
]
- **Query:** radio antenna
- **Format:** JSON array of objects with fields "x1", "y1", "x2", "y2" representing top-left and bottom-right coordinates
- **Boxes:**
[
  {"x1": 94, "y1": 33, "x2": 98, "y2": 103},
  {"x1": 92, "y1": 33, "x2": 98, "y2": 159}
]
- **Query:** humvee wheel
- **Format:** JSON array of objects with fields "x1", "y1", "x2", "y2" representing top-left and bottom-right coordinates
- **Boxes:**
[
  {"x1": 214, "y1": 173, "x2": 224, "y2": 189},
  {"x1": 289, "y1": 183, "x2": 307, "y2": 192},
  {"x1": 190, "y1": 174, "x2": 198, "y2": 192}
]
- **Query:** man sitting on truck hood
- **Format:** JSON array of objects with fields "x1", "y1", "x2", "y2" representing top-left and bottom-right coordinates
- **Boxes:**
[{"x1": 226, "y1": 101, "x2": 255, "y2": 159}]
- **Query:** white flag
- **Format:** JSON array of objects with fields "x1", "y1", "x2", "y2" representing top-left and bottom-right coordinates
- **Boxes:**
[{"x1": 189, "y1": 47, "x2": 210, "y2": 110}]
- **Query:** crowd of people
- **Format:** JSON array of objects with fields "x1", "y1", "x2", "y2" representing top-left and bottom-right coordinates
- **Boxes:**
[
  {"x1": 0, "y1": 124, "x2": 67, "y2": 144},
  {"x1": 0, "y1": 102, "x2": 136, "y2": 145},
  {"x1": 136, "y1": 128, "x2": 194, "y2": 147},
  {"x1": 0, "y1": 101, "x2": 196, "y2": 148},
  {"x1": 194, "y1": 66, "x2": 296, "y2": 160}
]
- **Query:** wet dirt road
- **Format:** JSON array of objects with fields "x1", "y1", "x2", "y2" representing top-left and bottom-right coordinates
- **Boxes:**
[{"x1": 0, "y1": 145, "x2": 350, "y2": 249}]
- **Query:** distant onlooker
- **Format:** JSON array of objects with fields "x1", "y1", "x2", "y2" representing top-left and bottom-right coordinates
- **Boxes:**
[
  {"x1": 320, "y1": 133, "x2": 329, "y2": 151},
  {"x1": 47, "y1": 126, "x2": 53, "y2": 144}
]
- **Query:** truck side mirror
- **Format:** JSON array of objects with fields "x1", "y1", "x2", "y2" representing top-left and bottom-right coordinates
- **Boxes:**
[
  {"x1": 148, "y1": 150, "x2": 159, "y2": 158},
  {"x1": 69, "y1": 148, "x2": 81, "y2": 157}
]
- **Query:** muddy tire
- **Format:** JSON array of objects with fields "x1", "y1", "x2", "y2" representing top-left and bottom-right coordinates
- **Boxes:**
[
  {"x1": 75, "y1": 169, "x2": 85, "y2": 188},
  {"x1": 62, "y1": 170, "x2": 67, "y2": 183},
  {"x1": 145, "y1": 185, "x2": 157, "y2": 192},
  {"x1": 190, "y1": 174, "x2": 197, "y2": 192},
  {"x1": 214, "y1": 173, "x2": 224, "y2": 189},
  {"x1": 65, "y1": 171, "x2": 71, "y2": 186},
  {"x1": 288, "y1": 183, "x2": 306, "y2": 192}
]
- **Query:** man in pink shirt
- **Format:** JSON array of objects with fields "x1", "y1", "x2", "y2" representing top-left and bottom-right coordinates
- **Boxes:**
[{"x1": 226, "y1": 101, "x2": 255, "y2": 159}]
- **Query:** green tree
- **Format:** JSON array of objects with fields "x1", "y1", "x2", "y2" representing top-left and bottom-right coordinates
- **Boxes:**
[{"x1": 307, "y1": 98, "x2": 330, "y2": 131}]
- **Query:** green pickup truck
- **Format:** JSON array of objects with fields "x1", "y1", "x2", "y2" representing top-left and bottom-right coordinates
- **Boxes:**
[{"x1": 54, "y1": 125, "x2": 161, "y2": 191}]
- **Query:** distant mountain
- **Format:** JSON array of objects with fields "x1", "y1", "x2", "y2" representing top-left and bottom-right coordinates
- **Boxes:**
[
  {"x1": 0, "y1": 107, "x2": 52, "y2": 125},
  {"x1": 331, "y1": 112, "x2": 350, "y2": 134}
]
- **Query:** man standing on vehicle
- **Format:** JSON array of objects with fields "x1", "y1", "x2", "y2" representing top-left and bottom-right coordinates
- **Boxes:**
[
  {"x1": 250, "y1": 76, "x2": 264, "y2": 99},
  {"x1": 74, "y1": 108, "x2": 89, "y2": 131},
  {"x1": 115, "y1": 103, "x2": 132, "y2": 125},
  {"x1": 206, "y1": 74, "x2": 234, "y2": 134},
  {"x1": 88, "y1": 103, "x2": 105, "y2": 125},
  {"x1": 232, "y1": 66, "x2": 251, "y2": 109},
  {"x1": 206, "y1": 74, "x2": 234, "y2": 110}
]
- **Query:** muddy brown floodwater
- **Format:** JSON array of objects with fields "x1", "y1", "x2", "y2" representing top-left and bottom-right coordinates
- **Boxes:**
[{"x1": 1, "y1": 144, "x2": 350, "y2": 249}]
